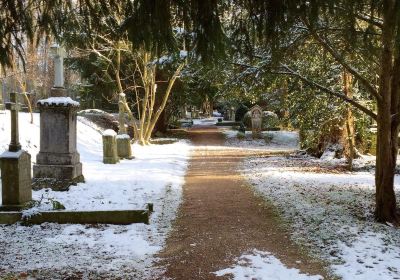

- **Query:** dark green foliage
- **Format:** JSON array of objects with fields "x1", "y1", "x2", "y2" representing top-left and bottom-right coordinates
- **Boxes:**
[
  {"x1": 123, "y1": 0, "x2": 177, "y2": 54},
  {"x1": 235, "y1": 104, "x2": 249, "y2": 122}
]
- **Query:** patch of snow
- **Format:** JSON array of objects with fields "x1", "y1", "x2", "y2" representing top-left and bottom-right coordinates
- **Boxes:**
[
  {"x1": 192, "y1": 117, "x2": 219, "y2": 126},
  {"x1": 0, "y1": 112, "x2": 191, "y2": 278},
  {"x1": 0, "y1": 149, "x2": 24, "y2": 158},
  {"x1": 242, "y1": 154, "x2": 400, "y2": 280},
  {"x1": 214, "y1": 250, "x2": 323, "y2": 280},
  {"x1": 180, "y1": 50, "x2": 188, "y2": 58},
  {"x1": 116, "y1": 134, "x2": 130, "y2": 139},
  {"x1": 212, "y1": 111, "x2": 222, "y2": 117},
  {"x1": 223, "y1": 129, "x2": 299, "y2": 151},
  {"x1": 102, "y1": 129, "x2": 117, "y2": 136},
  {"x1": 264, "y1": 111, "x2": 278, "y2": 118},
  {"x1": 37, "y1": 97, "x2": 79, "y2": 107},
  {"x1": 332, "y1": 232, "x2": 400, "y2": 280},
  {"x1": 320, "y1": 149, "x2": 336, "y2": 161}
]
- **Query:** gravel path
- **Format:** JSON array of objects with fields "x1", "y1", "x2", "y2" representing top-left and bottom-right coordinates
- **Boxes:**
[{"x1": 157, "y1": 126, "x2": 332, "y2": 280}]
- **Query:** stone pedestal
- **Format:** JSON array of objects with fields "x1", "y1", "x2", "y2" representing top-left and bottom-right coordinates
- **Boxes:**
[
  {"x1": 103, "y1": 130, "x2": 119, "y2": 164},
  {"x1": 33, "y1": 88, "x2": 84, "y2": 190},
  {"x1": 116, "y1": 134, "x2": 134, "y2": 159},
  {"x1": 0, "y1": 150, "x2": 32, "y2": 210}
]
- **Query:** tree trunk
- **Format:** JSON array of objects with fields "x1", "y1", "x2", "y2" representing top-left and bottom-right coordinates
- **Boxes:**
[
  {"x1": 342, "y1": 70, "x2": 356, "y2": 170},
  {"x1": 375, "y1": 0, "x2": 399, "y2": 224},
  {"x1": 375, "y1": 104, "x2": 398, "y2": 223},
  {"x1": 154, "y1": 108, "x2": 167, "y2": 134}
]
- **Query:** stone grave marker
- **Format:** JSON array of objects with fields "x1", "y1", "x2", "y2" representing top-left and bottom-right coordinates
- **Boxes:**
[
  {"x1": 250, "y1": 105, "x2": 263, "y2": 139},
  {"x1": 33, "y1": 44, "x2": 84, "y2": 191},
  {"x1": 231, "y1": 106, "x2": 236, "y2": 121},
  {"x1": 0, "y1": 92, "x2": 32, "y2": 210},
  {"x1": 116, "y1": 94, "x2": 133, "y2": 159},
  {"x1": 103, "y1": 129, "x2": 119, "y2": 164}
]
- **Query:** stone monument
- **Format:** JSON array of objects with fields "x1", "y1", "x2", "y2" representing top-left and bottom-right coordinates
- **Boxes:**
[
  {"x1": 250, "y1": 105, "x2": 263, "y2": 139},
  {"x1": 0, "y1": 92, "x2": 32, "y2": 210},
  {"x1": 231, "y1": 106, "x2": 236, "y2": 122},
  {"x1": 116, "y1": 93, "x2": 133, "y2": 159},
  {"x1": 33, "y1": 44, "x2": 84, "y2": 190},
  {"x1": 0, "y1": 90, "x2": 4, "y2": 111},
  {"x1": 103, "y1": 129, "x2": 119, "y2": 164}
]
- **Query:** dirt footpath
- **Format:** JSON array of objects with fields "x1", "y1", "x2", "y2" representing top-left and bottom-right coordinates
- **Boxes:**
[{"x1": 157, "y1": 126, "x2": 331, "y2": 280}]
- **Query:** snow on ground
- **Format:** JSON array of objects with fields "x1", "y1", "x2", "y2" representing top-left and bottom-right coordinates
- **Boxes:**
[
  {"x1": 192, "y1": 117, "x2": 220, "y2": 126},
  {"x1": 0, "y1": 112, "x2": 191, "y2": 278},
  {"x1": 223, "y1": 129, "x2": 299, "y2": 151},
  {"x1": 214, "y1": 250, "x2": 323, "y2": 280},
  {"x1": 227, "y1": 132, "x2": 400, "y2": 280}
]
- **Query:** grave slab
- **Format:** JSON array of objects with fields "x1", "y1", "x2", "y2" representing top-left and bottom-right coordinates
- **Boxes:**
[{"x1": 0, "y1": 208, "x2": 151, "y2": 225}]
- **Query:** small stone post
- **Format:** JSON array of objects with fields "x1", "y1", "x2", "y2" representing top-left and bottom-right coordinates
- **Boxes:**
[
  {"x1": 116, "y1": 94, "x2": 133, "y2": 159},
  {"x1": 103, "y1": 129, "x2": 119, "y2": 164},
  {"x1": 0, "y1": 92, "x2": 32, "y2": 210}
]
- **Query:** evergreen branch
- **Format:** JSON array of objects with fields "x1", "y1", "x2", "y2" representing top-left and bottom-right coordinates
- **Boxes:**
[
  {"x1": 279, "y1": 64, "x2": 377, "y2": 120},
  {"x1": 302, "y1": 20, "x2": 381, "y2": 101},
  {"x1": 335, "y1": 7, "x2": 383, "y2": 29}
]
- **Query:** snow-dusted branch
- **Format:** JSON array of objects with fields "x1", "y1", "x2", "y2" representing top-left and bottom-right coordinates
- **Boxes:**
[
  {"x1": 279, "y1": 64, "x2": 377, "y2": 120},
  {"x1": 302, "y1": 20, "x2": 381, "y2": 101}
]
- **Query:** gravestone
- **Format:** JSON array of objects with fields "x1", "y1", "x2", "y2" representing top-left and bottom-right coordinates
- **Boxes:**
[
  {"x1": 231, "y1": 106, "x2": 236, "y2": 121},
  {"x1": 103, "y1": 129, "x2": 119, "y2": 164},
  {"x1": 0, "y1": 91, "x2": 4, "y2": 111},
  {"x1": 250, "y1": 105, "x2": 263, "y2": 139},
  {"x1": 116, "y1": 94, "x2": 133, "y2": 159},
  {"x1": 33, "y1": 44, "x2": 84, "y2": 190},
  {"x1": 0, "y1": 92, "x2": 32, "y2": 210}
]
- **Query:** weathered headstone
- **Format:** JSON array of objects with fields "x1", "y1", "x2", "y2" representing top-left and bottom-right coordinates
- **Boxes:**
[
  {"x1": 0, "y1": 92, "x2": 32, "y2": 210},
  {"x1": 231, "y1": 106, "x2": 236, "y2": 121},
  {"x1": 250, "y1": 105, "x2": 263, "y2": 139},
  {"x1": 103, "y1": 129, "x2": 119, "y2": 164},
  {"x1": 0, "y1": 90, "x2": 4, "y2": 111},
  {"x1": 117, "y1": 94, "x2": 133, "y2": 159},
  {"x1": 33, "y1": 44, "x2": 84, "y2": 190}
]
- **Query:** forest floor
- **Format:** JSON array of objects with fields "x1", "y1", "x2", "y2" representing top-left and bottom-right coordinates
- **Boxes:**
[{"x1": 157, "y1": 123, "x2": 331, "y2": 280}]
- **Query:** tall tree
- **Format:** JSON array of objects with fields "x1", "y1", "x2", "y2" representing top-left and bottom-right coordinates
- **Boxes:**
[{"x1": 229, "y1": 0, "x2": 400, "y2": 223}]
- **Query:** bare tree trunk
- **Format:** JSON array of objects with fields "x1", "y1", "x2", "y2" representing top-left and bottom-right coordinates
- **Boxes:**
[
  {"x1": 375, "y1": 0, "x2": 399, "y2": 224},
  {"x1": 343, "y1": 70, "x2": 355, "y2": 170},
  {"x1": 375, "y1": 104, "x2": 398, "y2": 223}
]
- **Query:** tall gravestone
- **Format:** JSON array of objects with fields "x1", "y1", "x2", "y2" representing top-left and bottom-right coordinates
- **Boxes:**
[
  {"x1": 0, "y1": 92, "x2": 32, "y2": 210},
  {"x1": 33, "y1": 44, "x2": 84, "y2": 190},
  {"x1": 231, "y1": 106, "x2": 236, "y2": 122},
  {"x1": 250, "y1": 105, "x2": 263, "y2": 139}
]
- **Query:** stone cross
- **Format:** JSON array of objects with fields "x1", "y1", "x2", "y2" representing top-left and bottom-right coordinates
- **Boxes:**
[
  {"x1": 50, "y1": 43, "x2": 67, "y2": 88},
  {"x1": 5, "y1": 92, "x2": 21, "y2": 152}
]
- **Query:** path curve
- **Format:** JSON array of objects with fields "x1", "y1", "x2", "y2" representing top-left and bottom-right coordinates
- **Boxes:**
[{"x1": 157, "y1": 126, "x2": 331, "y2": 280}]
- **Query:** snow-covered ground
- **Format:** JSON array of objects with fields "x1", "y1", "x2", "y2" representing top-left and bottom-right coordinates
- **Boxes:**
[
  {"x1": 214, "y1": 250, "x2": 323, "y2": 280},
  {"x1": 192, "y1": 117, "x2": 220, "y2": 126},
  {"x1": 224, "y1": 130, "x2": 400, "y2": 280},
  {"x1": 0, "y1": 112, "x2": 191, "y2": 278},
  {"x1": 223, "y1": 129, "x2": 299, "y2": 152}
]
